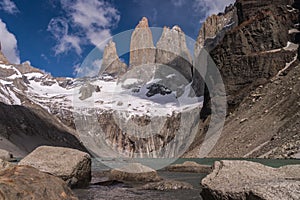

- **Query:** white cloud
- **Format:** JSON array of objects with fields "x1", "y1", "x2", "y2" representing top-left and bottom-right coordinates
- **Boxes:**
[
  {"x1": 73, "y1": 59, "x2": 102, "y2": 77},
  {"x1": 0, "y1": 19, "x2": 20, "y2": 64},
  {"x1": 0, "y1": 0, "x2": 19, "y2": 14},
  {"x1": 193, "y1": 0, "x2": 236, "y2": 22},
  {"x1": 48, "y1": 0, "x2": 120, "y2": 55},
  {"x1": 47, "y1": 17, "x2": 82, "y2": 55}
]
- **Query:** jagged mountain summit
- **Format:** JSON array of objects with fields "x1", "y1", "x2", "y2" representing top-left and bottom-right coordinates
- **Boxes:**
[
  {"x1": 129, "y1": 17, "x2": 156, "y2": 67},
  {"x1": 100, "y1": 40, "x2": 127, "y2": 77}
]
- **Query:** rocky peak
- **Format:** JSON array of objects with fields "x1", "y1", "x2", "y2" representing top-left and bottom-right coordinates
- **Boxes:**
[
  {"x1": 0, "y1": 42, "x2": 9, "y2": 65},
  {"x1": 194, "y1": 4, "x2": 238, "y2": 54},
  {"x1": 136, "y1": 17, "x2": 149, "y2": 28},
  {"x1": 129, "y1": 17, "x2": 156, "y2": 67},
  {"x1": 100, "y1": 40, "x2": 127, "y2": 77},
  {"x1": 156, "y1": 25, "x2": 193, "y2": 81}
]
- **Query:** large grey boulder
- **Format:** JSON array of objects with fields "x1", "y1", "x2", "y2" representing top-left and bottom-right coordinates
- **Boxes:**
[
  {"x1": 129, "y1": 17, "x2": 156, "y2": 67},
  {"x1": 0, "y1": 165, "x2": 78, "y2": 200},
  {"x1": 201, "y1": 160, "x2": 300, "y2": 200},
  {"x1": 0, "y1": 158, "x2": 14, "y2": 171},
  {"x1": 166, "y1": 161, "x2": 212, "y2": 173},
  {"x1": 0, "y1": 149, "x2": 13, "y2": 161},
  {"x1": 109, "y1": 163, "x2": 162, "y2": 182},
  {"x1": 19, "y1": 146, "x2": 91, "y2": 188},
  {"x1": 101, "y1": 40, "x2": 127, "y2": 77},
  {"x1": 141, "y1": 180, "x2": 193, "y2": 190}
]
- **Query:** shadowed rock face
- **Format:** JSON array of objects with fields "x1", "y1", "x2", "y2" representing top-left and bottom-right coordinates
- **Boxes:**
[
  {"x1": 156, "y1": 26, "x2": 193, "y2": 82},
  {"x1": 200, "y1": 0, "x2": 299, "y2": 114},
  {"x1": 130, "y1": 17, "x2": 156, "y2": 67},
  {"x1": 101, "y1": 40, "x2": 127, "y2": 77},
  {"x1": 0, "y1": 102, "x2": 87, "y2": 157}
]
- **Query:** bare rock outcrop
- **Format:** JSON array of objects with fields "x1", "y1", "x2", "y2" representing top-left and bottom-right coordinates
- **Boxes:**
[
  {"x1": 100, "y1": 40, "x2": 127, "y2": 77},
  {"x1": 201, "y1": 160, "x2": 300, "y2": 200},
  {"x1": 0, "y1": 42, "x2": 9, "y2": 65},
  {"x1": 19, "y1": 146, "x2": 91, "y2": 188},
  {"x1": 0, "y1": 149, "x2": 13, "y2": 161},
  {"x1": 200, "y1": 0, "x2": 299, "y2": 115},
  {"x1": 0, "y1": 165, "x2": 78, "y2": 200},
  {"x1": 109, "y1": 163, "x2": 162, "y2": 182},
  {"x1": 156, "y1": 26, "x2": 193, "y2": 82},
  {"x1": 130, "y1": 17, "x2": 156, "y2": 67}
]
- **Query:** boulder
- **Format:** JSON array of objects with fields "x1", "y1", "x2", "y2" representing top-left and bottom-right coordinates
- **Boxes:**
[
  {"x1": 109, "y1": 163, "x2": 162, "y2": 182},
  {"x1": 0, "y1": 165, "x2": 78, "y2": 200},
  {"x1": 100, "y1": 40, "x2": 127, "y2": 77},
  {"x1": 201, "y1": 160, "x2": 300, "y2": 200},
  {"x1": 0, "y1": 148, "x2": 13, "y2": 161},
  {"x1": 166, "y1": 161, "x2": 212, "y2": 173},
  {"x1": 129, "y1": 17, "x2": 156, "y2": 67},
  {"x1": 0, "y1": 158, "x2": 14, "y2": 171},
  {"x1": 141, "y1": 180, "x2": 193, "y2": 190},
  {"x1": 19, "y1": 146, "x2": 91, "y2": 188}
]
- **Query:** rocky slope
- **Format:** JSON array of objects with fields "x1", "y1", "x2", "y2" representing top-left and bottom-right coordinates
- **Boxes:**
[{"x1": 186, "y1": 0, "x2": 300, "y2": 158}]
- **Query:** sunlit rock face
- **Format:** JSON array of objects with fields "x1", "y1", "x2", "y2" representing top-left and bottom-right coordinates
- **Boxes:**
[
  {"x1": 156, "y1": 26, "x2": 193, "y2": 82},
  {"x1": 129, "y1": 17, "x2": 156, "y2": 67},
  {"x1": 100, "y1": 40, "x2": 127, "y2": 77}
]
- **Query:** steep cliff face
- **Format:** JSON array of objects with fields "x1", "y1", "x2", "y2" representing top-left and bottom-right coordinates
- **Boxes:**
[
  {"x1": 208, "y1": 0, "x2": 299, "y2": 111},
  {"x1": 100, "y1": 40, "x2": 127, "y2": 77},
  {"x1": 186, "y1": 0, "x2": 300, "y2": 158},
  {"x1": 156, "y1": 26, "x2": 193, "y2": 82},
  {"x1": 194, "y1": 5, "x2": 238, "y2": 54},
  {"x1": 129, "y1": 17, "x2": 156, "y2": 67}
]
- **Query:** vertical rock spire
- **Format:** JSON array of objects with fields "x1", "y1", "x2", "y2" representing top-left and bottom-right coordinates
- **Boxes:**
[
  {"x1": 156, "y1": 25, "x2": 193, "y2": 81},
  {"x1": 129, "y1": 17, "x2": 156, "y2": 67},
  {"x1": 0, "y1": 41, "x2": 9, "y2": 64},
  {"x1": 100, "y1": 40, "x2": 127, "y2": 77}
]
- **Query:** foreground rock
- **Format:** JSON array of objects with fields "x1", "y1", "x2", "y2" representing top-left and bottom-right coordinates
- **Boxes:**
[
  {"x1": 0, "y1": 165, "x2": 78, "y2": 200},
  {"x1": 19, "y1": 146, "x2": 91, "y2": 188},
  {"x1": 201, "y1": 160, "x2": 300, "y2": 200},
  {"x1": 0, "y1": 158, "x2": 14, "y2": 171},
  {"x1": 166, "y1": 161, "x2": 211, "y2": 173},
  {"x1": 141, "y1": 180, "x2": 193, "y2": 191},
  {"x1": 0, "y1": 148, "x2": 13, "y2": 161},
  {"x1": 109, "y1": 163, "x2": 162, "y2": 182}
]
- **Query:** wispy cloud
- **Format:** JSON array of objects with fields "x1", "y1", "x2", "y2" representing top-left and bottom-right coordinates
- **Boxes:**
[
  {"x1": 0, "y1": 19, "x2": 20, "y2": 64},
  {"x1": 0, "y1": 0, "x2": 19, "y2": 14},
  {"x1": 193, "y1": 0, "x2": 235, "y2": 22},
  {"x1": 48, "y1": 0, "x2": 120, "y2": 55},
  {"x1": 73, "y1": 59, "x2": 102, "y2": 77},
  {"x1": 47, "y1": 17, "x2": 82, "y2": 55}
]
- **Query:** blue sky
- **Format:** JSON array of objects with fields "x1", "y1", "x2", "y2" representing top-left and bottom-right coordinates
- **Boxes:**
[{"x1": 0, "y1": 0, "x2": 234, "y2": 77}]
